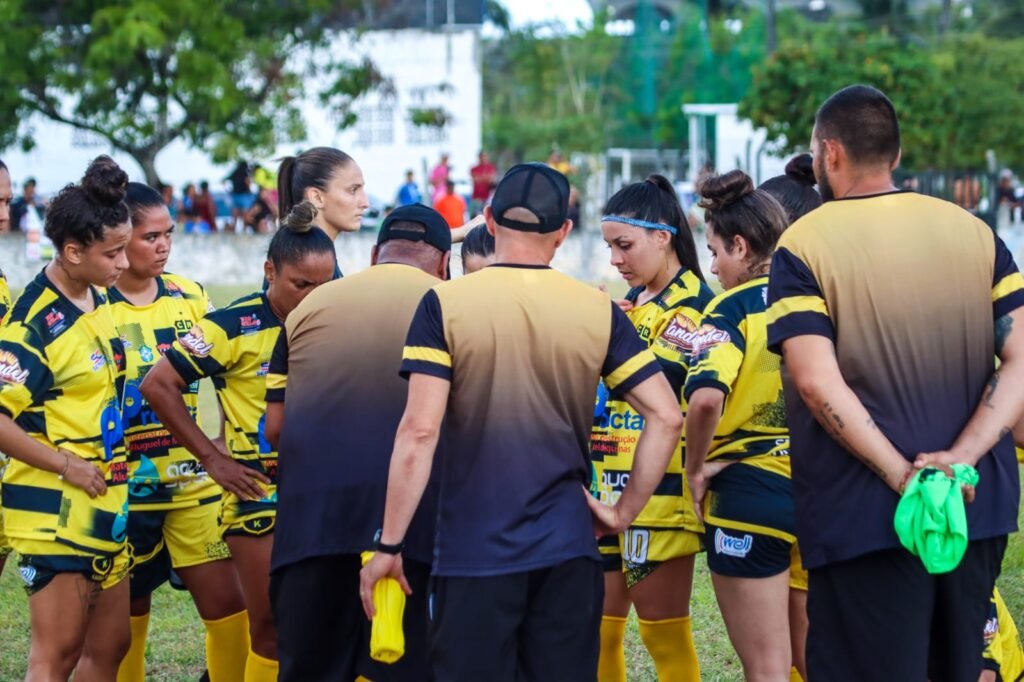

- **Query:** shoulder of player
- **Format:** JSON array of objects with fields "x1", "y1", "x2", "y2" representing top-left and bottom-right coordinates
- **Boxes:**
[
  {"x1": 203, "y1": 291, "x2": 274, "y2": 335},
  {"x1": 704, "y1": 279, "x2": 765, "y2": 320},
  {"x1": 7, "y1": 278, "x2": 66, "y2": 346},
  {"x1": 661, "y1": 270, "x2": 715, "y2": 312},
  {"x1": 160, "y1": 272, "x2": 207, "y2": 300}
]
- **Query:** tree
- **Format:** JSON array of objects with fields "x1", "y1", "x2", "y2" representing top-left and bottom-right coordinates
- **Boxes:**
[
  {"x1": 0, "y1": 0, "x2": 386, "y2": 185},
  {"x1": 739, "y1": 27, "x2": 1024, "y2": 170}
]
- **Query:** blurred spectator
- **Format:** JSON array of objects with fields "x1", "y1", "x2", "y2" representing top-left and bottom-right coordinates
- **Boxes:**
[
  {"x1": 0, "y1": 160, "x2": 11, "y2": 233},
  {"x1": 469, "y1": 151, "x2": 497, "y2": 217},
  {"x1": 226, "y1": 160, "x2": 253, "y2": 232},
  {"x1": 434, "y1": 179, "x2": 466, "y2": 229},
  {"x1": 160, "y1": 183, "x2": 180, "y2": 225},
  {"x1": 182, "y1": 183, "x2": 211, "y2": 234},
  {"x1": 546, "y1": 150, "x2": 573, "y2": 176},
  {"x1": 996, "y1": 171, "x2": 1018, "y2": 229},
  {"x1": 430, "y1": 153, "x2": 450, "y2": 203},
  {"x1": 197, "y1": 180, "x2": 217, "y2": 231},
  {"x1": 245, "y1": 186, "x2": 278, "y2": 234},
  {"x1": 567, "y1": 185, "x2": 581, "y2": 232},
  {"x1": 954, "y1": 171, "x2": 981, "y2": 213},
  {"x1": 10, "y1": 177, "x2": 44, "y2": 232},
  {"x1": 396, "y1": 169, "x2": 423, "y2": 207}
]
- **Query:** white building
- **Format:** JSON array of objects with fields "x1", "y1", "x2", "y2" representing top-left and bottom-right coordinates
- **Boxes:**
[
  {"x1": 2, "y1": 28, "x2": 483, "y2": 205},
  {"x1": 683, "y1": 103, "x2": 788, "y2": 185}
]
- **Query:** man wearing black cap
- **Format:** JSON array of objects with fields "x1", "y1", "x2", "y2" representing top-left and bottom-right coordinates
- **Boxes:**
[
  {"x1": 264, "y1": 204, "x2": 452, "y2": 682},
  {"x1": 361, "y1": 163, "x2": 685, "y2": 680}
]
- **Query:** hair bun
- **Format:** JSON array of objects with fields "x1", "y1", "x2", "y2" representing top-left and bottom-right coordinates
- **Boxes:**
[
  {"x1": 784, "y1": 154, "x2": 816, "y2": 187},
  {"x1": 81, "y1": 155, "x2": 128, "y2": 207},
  {"x1": 282, "y1": 199, "x2": 318, "y2": 233},
  {"x1": 698, "y1": 170, "x2": 754, "y2": 211}
]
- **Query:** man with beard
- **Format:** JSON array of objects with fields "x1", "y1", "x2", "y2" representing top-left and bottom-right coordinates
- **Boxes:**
[{"x1": 765, "y1": 84, "x2": 1024, "y2": 681}]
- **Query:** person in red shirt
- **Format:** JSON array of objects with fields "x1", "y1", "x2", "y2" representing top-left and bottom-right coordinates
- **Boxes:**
[
  {"x1": 434, "y1": 180, "x2": 466, "y2": 228},
  {"x1": 469, "y1": 151, "x2": 497, "y2": 216}
]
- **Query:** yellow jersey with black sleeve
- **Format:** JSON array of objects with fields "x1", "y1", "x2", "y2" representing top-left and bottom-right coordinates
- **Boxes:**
[
  {"x1": 163, "y1": 291, "x2": 280, "y2": 536},
  {"x1": 0, "y1": 270, "x2": 128, "y2": 559},
  {"x1": 591, "y1": 267, "x2": 713, "y2": 531},
  {"x1": 983, "y1": 588, "x2": 1024, "y2": 681},
  {"x1": 109, "y1": 273, "x2": 221, "y2": 510},
  {"x1": 0, "y1": 267, "x2": 12, "y2": 323},
  {"x1": 683, "y1": 275, "x2": 789, "y2": 477}
]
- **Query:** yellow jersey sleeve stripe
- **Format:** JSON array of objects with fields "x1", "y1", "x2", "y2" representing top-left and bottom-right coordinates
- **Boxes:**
[
  {"x1": 766, "y1": 295, "x2": 829, "y2": 325},
  {"x1": 403, "y1": 346, "x2": 452, "y2": 368},
  {"x1": 992, "y1": 272, "x2": 1024, "y2": 302},
  {"x1": 605, "y1": 349, "x2": 657, "y2": 391},
  {"x1": 265, "y1": 373, "x2": 287, "y2": 391}
]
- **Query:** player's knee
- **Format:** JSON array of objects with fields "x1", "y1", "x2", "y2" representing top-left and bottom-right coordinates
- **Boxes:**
[
  {"x1": 29, "y1": 640, "x2": 83, "y2": 680},
  {"x1": 249, "y1": 615, "x2": 278, "y2": 659}
]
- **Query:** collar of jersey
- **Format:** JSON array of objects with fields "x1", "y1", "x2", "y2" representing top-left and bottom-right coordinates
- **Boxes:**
[
  {"x1": 626, "y1": 266, "x2": 692, "y2": 308},
  {"x1": 38, "y1": 268, "x2": 105, "y2": 315},
  {"x1": 485, "y1": 263, "x2": 552, "y2": 270},
  {"x1": 832, "y1": 189, "x2": 910, "y2": 202}
]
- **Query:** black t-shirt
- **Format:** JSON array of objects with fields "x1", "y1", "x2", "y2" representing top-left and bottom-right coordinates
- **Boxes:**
[{"x1": 229, "y1": 166, "x2": 250, "y2": 195}]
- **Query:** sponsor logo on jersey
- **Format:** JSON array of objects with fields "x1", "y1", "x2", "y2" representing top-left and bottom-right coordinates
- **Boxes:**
[
  {"x1": 0, "y1": 351, "x2": 30, "y2": 384},
  {"x1": 166, "y1": 281, "x2": 184, "y2": 298},
  {"x1": 239, "y1": 314, "x2": 261, "y2": 335},
  {"x1": 691, "y1": 324, "x2": 732, "y2": 358},
  {"x1": 139, "y1": 345, "x2": 154, "y2": 363},
  {"x1": 596, "y1": 409, "x2": 645, "y2": 431},
  {"x1": 91, "y1": 349, "x2": 106, "y2": 371},
  {"x1": 179, "y1": 327, "x2": 214, "y2": 358},
  {"x1": 45, "y1": 308, "x2": 67, "y2": 335},
  {"x1": 257, "y1": 361, "x2": 269, "y2": 377},
  {"x1": 984, "y1": 615, "x2": 999, "y2": 644},
  {"x1": 658, "y1": 314, "x2": 700, "y2": 353},
  {"x1": 714, "y1": 528, "x2": 753, "y2": 558}
]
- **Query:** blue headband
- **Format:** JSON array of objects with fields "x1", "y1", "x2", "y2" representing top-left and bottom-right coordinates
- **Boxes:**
[{"x1": 601, "y1": 215, "x2": 678, "y2": 235}]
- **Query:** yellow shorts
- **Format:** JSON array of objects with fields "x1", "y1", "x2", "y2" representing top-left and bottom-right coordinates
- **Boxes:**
[
  {"x1": 0, "y1": 502, "x2": 10, "y2": 558},
  {"x1": 789, "y1": 543, "x2": 808, "y2": 591},
  {"x1": 219, "y1": 484, "x2": 277, "y2": 538},
  {"x1": 128, "y1": 498, "x2": 229, "y2": 571},
  {"x1": 15, "y1": 541, "x2": 129, "y2": 595},
  {"x1": 601, "y1": 527, "x2": 702, "y2": 588}
]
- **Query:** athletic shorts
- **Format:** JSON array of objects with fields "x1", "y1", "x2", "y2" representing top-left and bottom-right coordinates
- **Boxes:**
[
  {"x1": 703, "y1": 462, "x2": 799, "y2": 582},
  {"x1": 17, "y1": 546, "x2": 130, "y2": 595},
  {"x1": 601, "y1": 527, "x2": 702, "y2": 588},
  {"x1": 127, "y1": 499, "x2": 230, "y2": 599},
  {"x1": 807, "y1": 536, "x2": 1006, "y2": 682},
  {"x1": 231, "y1": 193, "x2": 255, "y2": 212},
  {"x1": 429, "y1": 558, "x2": 603, "y2": 682},
  {"x1": 271, "y1": 554, "x2": 431, "y2": 682},
  {"x1": 219, "y1": 486, "x2": 276, "y2": 539}
]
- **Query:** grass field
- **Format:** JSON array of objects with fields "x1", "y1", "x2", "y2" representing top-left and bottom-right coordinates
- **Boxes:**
[{"x1": 0, "y1": 284, "x2": 1021, "y2": 680}]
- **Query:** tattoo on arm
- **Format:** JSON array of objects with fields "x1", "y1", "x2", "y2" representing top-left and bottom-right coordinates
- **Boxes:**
[
  {"x1": 995, "y1": 314, "x2": 1013, "y2": 357},
  {"x1": 983, "y1": 370, "x2": 1001, "y2": 409},
  {"x1": 815, "y1": 401, "x2": 888, "y2": 481}
]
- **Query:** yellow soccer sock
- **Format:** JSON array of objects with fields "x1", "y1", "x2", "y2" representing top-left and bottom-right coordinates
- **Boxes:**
[
  {"x1": 116, "y1": 613, "x2": 150, "y2": 682},
  {"x1": 203, "y1": 609, "x2": 250, "y2": 682},
  {"x1": 638, "y1": 616, "x2": 701, "y2": 682},
  {"x1": 790, "y1": 667, "x2": 804, "y2": 682},
  {"x1": 598, "y1": 615, "x2": 628, "y2": 682},
  {"x1": 243, "y1": 649, "x2": 279, "y2": 682}
]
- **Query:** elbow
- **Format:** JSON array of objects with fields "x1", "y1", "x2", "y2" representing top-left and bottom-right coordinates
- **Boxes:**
[
  {"x1": 649, "y1": 402, "x2": 684, "y2": 436},
  {"x1": 686, "y1": 390, "x2": 724, "y2": 422},
  {"x1": 791, "y1": 373, "x2": 829, "y2": 407},
  {"x1": 400, "y1": 416, "x2": 441, "y2": 448}
]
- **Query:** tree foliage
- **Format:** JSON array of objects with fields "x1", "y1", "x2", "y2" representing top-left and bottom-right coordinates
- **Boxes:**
[
  {"x1": 0, "y1": 0, "x2": 384, "y2": 184},
  {"x1": 739, "y1": 27, "x2": 1024, "y2": 170}
]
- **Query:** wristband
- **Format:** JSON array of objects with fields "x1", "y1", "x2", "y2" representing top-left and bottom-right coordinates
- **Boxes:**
[
  {"x1": 375, "y1": 540, "x2": 405, "y2": 555},
  {"x1": 57, "y1": 452, "x2": 70, "y2": 481}
]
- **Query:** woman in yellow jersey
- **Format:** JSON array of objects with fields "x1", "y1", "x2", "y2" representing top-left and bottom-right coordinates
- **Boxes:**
[
  {"x1": 0, "y1": 158, "x2": 15, "y2": 579},
  {"x1": 593, "y1": 175, "x2": 713, "y2": 682},
  {"x1": 111, "y1": 182, "x2": 248, "y2": 682},
  {"x1": 0, "y1": 156, "x2": 131, "y2": 681},
  {"x1": 141, "y1": 201, "x2": 337, "y2": 682},
  {"x1": 683, "y1": 170, "x2": 799, "y2": 681}
]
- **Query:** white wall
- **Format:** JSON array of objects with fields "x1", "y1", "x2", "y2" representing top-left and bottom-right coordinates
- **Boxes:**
[{"x1": 1, "y1": 28, "x2": 483, "y2": 205}]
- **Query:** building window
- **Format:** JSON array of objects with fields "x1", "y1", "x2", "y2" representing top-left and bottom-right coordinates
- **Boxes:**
[
  {"x1": 406, "y1": 120, "x2": 449, "y2": 145},
  {"x1": 355, "y1": 103, "x2": 395, "y2": 146}
]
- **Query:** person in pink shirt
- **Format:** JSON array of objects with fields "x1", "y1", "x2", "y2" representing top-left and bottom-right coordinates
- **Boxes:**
[{"x1": 430, "y1": 153, "x2": 450, "y2": 203}]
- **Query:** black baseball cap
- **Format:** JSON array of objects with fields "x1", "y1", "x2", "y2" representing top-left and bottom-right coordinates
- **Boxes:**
[
  {"x1": 491, "y1": 163, "x2": 570, "y2": 234},
  {"x1": 376, "y1": 204, "x2": 452, "y2": 252}
]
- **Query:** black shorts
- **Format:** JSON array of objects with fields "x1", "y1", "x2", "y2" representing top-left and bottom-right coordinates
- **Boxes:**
[
  {"x1": 429, "y1": 557, "x2": 602, "y2": 682},
  {"x1": 807, "y1": 535, "x2": 1007, "y2": 682},
  {"x1": 270, "y1": 554, "x2": 430, "y2": 682}
]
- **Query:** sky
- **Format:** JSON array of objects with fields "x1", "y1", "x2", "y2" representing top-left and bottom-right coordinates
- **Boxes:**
[{"x1": 505, "y1": 0, "x2": 594, "y2": 29}]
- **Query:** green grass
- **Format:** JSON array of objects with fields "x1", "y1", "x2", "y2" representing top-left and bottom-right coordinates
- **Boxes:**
[{"x1": 0, "y1": 284, "x2": 1020, "y2": 679}]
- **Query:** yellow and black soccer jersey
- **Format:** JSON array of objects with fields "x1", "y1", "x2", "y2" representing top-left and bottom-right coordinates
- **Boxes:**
[
  {"x1": 0, "y1": 268, "x2": 12, "y2": 323},
  {"x1": 984, "y1": 588, "x2": 1024, "y2": 681},
  {"x1": 591, "y1": 267, "x2": 713, "y2": 530},
  {"x1": 0, "y1": 270, "x2": 128, "y2": 557},
  {"x1": 164, "y1": 292, "x2": 280, "y2": 483},
  {"x1": 401, "y1": 264, "x2": 661, "y2": 577},
  {"x1": 109, "y1": 273, "x2": 221, "y2": 510},
  {"x1": 684, "y1": 275, "x2": 789, "y2": 478},
  {"x1": 766, "y1": 191, "x2": 1024, "y2": 570}
]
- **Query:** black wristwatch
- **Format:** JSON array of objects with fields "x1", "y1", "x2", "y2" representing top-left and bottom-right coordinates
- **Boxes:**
[{"x1": 375, "y1": 539, "x2": 405, "y2": 555}]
